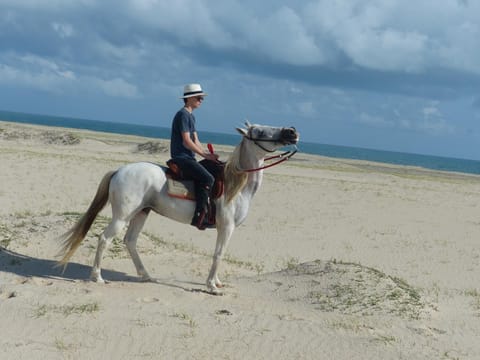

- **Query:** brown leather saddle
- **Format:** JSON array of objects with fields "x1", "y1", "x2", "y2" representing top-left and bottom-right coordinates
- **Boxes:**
[
  {"x1": 165, "y1": 159, "x2": 225, "y2": 227},
  {"x1": 165, "y1": 159, "x2": 225, "y2": 200}
]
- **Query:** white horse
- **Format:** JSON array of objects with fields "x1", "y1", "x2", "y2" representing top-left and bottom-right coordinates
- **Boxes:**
[{"x1": 58, "y1": 122, "x2": 299, "y2": 294}]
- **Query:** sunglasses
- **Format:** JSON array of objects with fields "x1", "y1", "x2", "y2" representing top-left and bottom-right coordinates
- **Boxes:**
[{"x1": 195, "y1": 96, "x2": 204, "y2": 101}]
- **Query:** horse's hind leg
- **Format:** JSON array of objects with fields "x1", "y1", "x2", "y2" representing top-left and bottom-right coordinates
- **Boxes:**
[
  {"x1": 91, "y1": 218, "x2": 126, "y2": 283},
  {"x1": 124, "y1": 210, "x2": 154, "y2": 282}
]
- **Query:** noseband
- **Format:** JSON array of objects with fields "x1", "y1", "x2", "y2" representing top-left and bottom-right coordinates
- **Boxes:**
[
  {"x1": 244, "y1": 134, "x2": 278, "y2": 153},
  {"x1": 244, "y1": 127, "x2": 296, "y2": 153}
]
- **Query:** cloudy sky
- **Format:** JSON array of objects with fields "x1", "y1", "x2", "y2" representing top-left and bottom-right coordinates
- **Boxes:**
[{"x1": 1, "y1": 0, "x2": 480, "y2": 160}]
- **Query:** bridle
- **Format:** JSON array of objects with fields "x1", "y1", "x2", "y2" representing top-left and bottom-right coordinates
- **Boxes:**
[
  {"x1": 239, "y1": 129, "x2": 298, "y2": 173},
  {"x1": 241, "y1": 148, "x2": 298, "y2": 173}
]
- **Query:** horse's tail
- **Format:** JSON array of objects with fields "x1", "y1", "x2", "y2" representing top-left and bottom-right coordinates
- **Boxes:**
[{"x1": 57, "y1": 170, "x2": 117, "y2": 268}]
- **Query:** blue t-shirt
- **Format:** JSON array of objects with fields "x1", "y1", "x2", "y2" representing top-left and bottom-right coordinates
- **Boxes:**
[{"x1": 170, "y1": 107, "x2": 196, "y2": 159}]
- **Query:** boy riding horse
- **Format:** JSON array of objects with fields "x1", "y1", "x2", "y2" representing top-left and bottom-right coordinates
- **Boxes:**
[{"x1": 169, "y1": 83, "x2": 219, "y2": 230}]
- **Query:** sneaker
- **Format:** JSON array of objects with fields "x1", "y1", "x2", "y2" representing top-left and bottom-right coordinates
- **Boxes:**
[{"x1": 191, "y1": 210, "x2": 207, "y2": 230}]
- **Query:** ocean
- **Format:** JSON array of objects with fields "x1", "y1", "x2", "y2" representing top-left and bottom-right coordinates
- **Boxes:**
[{"x1": 1, "y1": 109, "x2": 480, "y2": 176}]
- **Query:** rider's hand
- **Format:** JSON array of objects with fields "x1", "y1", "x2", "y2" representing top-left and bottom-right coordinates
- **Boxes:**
[{"x1": 204, "y1": 152, "x2": 219, "y2": 161}]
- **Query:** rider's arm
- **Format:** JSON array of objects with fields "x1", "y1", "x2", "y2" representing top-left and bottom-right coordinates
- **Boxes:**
[{"x1": 181, "y1": 131, "x2": 217, "y2": 160}]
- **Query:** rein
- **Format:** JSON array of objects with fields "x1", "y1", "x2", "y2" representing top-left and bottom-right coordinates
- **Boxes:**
[
  {"x1": 239, "y1": 146, "x2": 298, "y2": 173},
  {"x1": 238, "y1": 131, "x2": 298, "y2": 172}
]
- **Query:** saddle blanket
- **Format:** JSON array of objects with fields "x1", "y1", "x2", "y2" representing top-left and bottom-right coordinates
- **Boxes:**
[
  {"x1": 166, "y1": 177, "x2": 195, "y2": 201},
  {"x1": 164, "y1": 158, "x2": 225, "y2": 202}
]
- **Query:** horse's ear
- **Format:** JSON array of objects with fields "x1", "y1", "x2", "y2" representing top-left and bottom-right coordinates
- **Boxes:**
[
  {"x1": 244, "y1": 119, "x2": 252, "y2": 128},
  {"x1": 236, "y1": 127, "x2": 248, "y2": 137}
]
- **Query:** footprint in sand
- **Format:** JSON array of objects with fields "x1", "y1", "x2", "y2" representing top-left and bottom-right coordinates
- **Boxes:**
[
  {"x1": 136, "y1": 297, "x2": 160, "y2": 303},
  {"x1": 0, "y1": 290, "x2": 17, "y2": 299},
  {"x1": 16, "y1": 277, "x2": 53, "y2": 286}
]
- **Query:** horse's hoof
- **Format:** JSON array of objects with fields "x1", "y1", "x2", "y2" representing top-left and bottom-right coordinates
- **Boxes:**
[
  {"x1": 91, "y1": 277, "x2": 106, "y2": 284},
  {"x1": 210, "y1": 289, "x2": 224, "y2": 296},
  {"x1": 207, "y1": 286, "x2": 224, "y2": 296},
  {"x1": 141, "y1": 277, "x2": 160, "y2": 284}
]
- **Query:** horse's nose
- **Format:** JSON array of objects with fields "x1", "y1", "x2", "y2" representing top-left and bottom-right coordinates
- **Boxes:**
[
  {"x1": 282, "y1": 127, "x2": 297, "y2": 137},
  {"x1": 281, "y1": 127, "x2": 299, "y2": 143}
]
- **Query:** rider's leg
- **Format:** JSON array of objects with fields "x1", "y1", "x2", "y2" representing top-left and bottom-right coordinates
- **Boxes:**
[
  {"x1": 172, "y1": 157, "x2": 214, "y2": 229},
  {"x1": 191, "y1": 183, "x2": 211, "y2": 229}
]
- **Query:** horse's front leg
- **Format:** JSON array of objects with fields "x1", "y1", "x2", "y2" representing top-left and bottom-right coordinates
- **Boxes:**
[{"x1": 207, "y1": 221, "x2": 235, "y2": 294}]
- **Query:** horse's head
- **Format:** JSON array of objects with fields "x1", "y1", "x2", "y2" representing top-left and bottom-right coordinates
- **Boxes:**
[{"x1": 236, "y1": 121, "x2": 299, "y2": 153}]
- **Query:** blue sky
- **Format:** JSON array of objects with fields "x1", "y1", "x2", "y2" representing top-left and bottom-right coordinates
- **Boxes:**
[{"x1": 1, "y1": 1, "x2": 480, "y2": 160}]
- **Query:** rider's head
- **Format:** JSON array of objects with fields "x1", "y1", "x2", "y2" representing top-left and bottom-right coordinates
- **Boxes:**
[{"x1": 181, "y1": 83, "x2": 207, "y2": 106}]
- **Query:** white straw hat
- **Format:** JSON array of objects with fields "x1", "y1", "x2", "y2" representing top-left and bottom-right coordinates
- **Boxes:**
[{"x1": 180, "y1": 83, "x2": 208, "y2": 99}]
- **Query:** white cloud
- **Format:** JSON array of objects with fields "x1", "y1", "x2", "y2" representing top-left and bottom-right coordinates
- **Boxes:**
[
  {"x1": 51, "y1": 22, "x2": 75, "y2": 38},
  {"x1": 289, "y1": 85, "x2": 303, "y2": 94},
  {"x1": 297, "y1": 101, "x2": 315, "y2": 117},
  {"x1": 473, "y1": 96, "x2": 480, "y2": 109},
  {"x1": 0, "y1": 54, "x2": 76, "y2": 92},
  {"x1": 19, "y1": 54, "x2": 69, "y2": 75},
  {"x1": 418, "y1": 118, "x2": 454, "y2": 136},
  {"x1": 0, "y1": 53, "x2": 138, "y2": 98},
  {"x1": 92, "y1": 77, "x2": 139, "y2": 98},
  {"x1": 125, "y1": 0, "x2": 234, "y2": 49},
  {"x1": 355, "y1": 102, "x2": 455, "y2": 136},
  {"x1": 346, "y1": 29, "x2": 428, "y2": 72},
  {"x1": 395, "y1": 103, "x2": 454, "y2": 135},
  {"x1": 422, "y1": 105, "x2": 441, "y2": 118},
  {"x1": 437, "y1": 21, "x2": 480, "y2": 73},
  {"x1": 358, "y1": 112, "x2": 394, "y2": 128},
  {"x1": 92, "y1": 39, "x2": 147, "y2": 68},
  {"x1": 418, "y1": 104, "x2": 454, "y2": 135},
  {"x1": 243, "y1": 6, "x2": 326, "y2": 66},
  {"x1": 3, "y1": 0, "x2": 480, "y2": 75},
  {"x1": 303, "y1": 0, "x2": 480, "y2": 73}
]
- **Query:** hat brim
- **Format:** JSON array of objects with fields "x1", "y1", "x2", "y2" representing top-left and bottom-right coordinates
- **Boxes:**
[{"x1": 180, "y1": 92, "x2": 208, "y2": 99}]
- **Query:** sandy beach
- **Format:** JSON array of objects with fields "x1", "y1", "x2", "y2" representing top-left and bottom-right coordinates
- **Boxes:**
[{"x1": 1, "y1": 120, "x2": 480, "y2": 359}]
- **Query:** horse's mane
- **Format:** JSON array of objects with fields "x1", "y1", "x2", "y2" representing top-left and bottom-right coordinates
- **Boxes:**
[{"x1": 224, "y1": 139, "x2": 248, "y2": 203}]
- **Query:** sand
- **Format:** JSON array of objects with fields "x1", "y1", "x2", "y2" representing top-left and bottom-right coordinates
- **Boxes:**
[{"x1": 1, "y1": 120, "x2": 479, "y2": 359}]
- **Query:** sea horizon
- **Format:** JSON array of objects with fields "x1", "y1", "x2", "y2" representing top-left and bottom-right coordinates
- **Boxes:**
[{"x1": 1, "y1": 109, "x2": 480, "y2": 176}]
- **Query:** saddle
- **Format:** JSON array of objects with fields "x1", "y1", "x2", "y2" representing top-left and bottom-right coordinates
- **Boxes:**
[{"x1": 165, "y1": 159, "x2": 225, "y2": 228}]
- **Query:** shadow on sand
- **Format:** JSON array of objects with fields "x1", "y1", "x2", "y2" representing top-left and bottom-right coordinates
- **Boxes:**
[
  {"x1": 0, "y1": 247, "x2": 216, "y2": 294},
  {"x1": 0, "y1": 247, "x2": 135, "y2": 282}
]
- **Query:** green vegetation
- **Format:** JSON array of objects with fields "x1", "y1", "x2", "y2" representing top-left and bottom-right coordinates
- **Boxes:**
[{"x1": 33, "y1": 302, "x2": 100, "y2": 318}]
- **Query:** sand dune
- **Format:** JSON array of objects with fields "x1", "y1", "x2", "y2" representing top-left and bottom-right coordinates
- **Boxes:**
[{"x1": 1, "y1": 120, "x2": 480, "y2": 359}]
